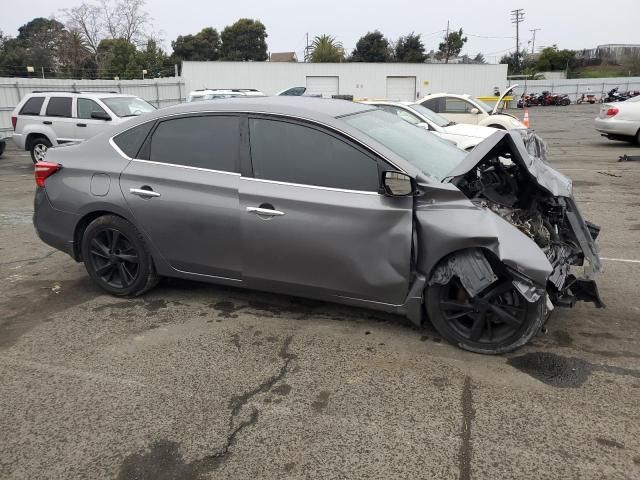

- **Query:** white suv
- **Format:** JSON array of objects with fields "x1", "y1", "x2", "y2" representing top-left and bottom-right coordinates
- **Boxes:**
[{"x1": 11, "y1": 91, "x2": 156, "y2": 162}]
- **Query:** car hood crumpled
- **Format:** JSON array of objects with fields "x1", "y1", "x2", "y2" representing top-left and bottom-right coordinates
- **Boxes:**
[{"x1": 444, "y1": 129, "x2": 572, "y2": 197}]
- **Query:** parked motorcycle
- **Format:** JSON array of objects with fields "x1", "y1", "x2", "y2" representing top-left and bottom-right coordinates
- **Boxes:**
[
  {"x1": 517, "y1": 93, "x2": 542, "y2": 108},
  {"x1": 603, "y1": 87, "x2": 629, "y2": 102},
  {"x1": 577, "y1": 93, "x2": 598, "y2": 104},
  {"x1": 554, "y1": 93, "x2": 571, "y2": 106}
]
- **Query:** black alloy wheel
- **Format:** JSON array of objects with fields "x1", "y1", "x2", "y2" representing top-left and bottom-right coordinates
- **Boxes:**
[
  {"x1": 427, "y1": 274, "x2": 545, "y2": 354},
  {"x1": 89, "y1": 228, "x2": 140, "y2": 289},
  {"x1": 82, "y1": 215, "x2": 159, "y2": 296}
]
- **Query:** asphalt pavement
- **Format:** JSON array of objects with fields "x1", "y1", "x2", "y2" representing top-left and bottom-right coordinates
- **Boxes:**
[{"x1": 0, "y1": 103, "x2": 639, "y2": 479}]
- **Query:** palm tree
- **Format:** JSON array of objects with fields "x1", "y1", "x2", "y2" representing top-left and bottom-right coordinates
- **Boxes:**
[{"x1": 309, "y1": 34, "x2": 344, "y2": 63}]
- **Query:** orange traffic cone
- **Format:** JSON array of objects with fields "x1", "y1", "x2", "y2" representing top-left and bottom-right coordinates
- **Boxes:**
[{"x1": 523, "y1": 108, "x2": 530, "y2": 128}]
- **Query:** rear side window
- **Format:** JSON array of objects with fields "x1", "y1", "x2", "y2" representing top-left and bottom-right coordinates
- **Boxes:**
[
  {"x1": 148, "y1": 116, "x2": 240, "y2": 172},
  {"x1": 19, "y1": 96, "x2": 45, "y2": 116},
  {"x1": 249, "y1": 118, "x2": 379, "y2": 192},
  {"x1": 113, "y1": 122, "x2": 154, "y2": 158},
  {"x1": 77, "y1": 98, "x2": 107, "y2": 119},
  {"x1": 45, "y1": 97, "x2": 72, "y2": 117}
]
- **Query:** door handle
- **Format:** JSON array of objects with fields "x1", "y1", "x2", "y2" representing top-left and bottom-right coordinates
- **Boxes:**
[
  {"x1": 246, "y1": 206, "x2": 285, "y2": 216},
  {"x1": 77, "y1": 123, "x2": 87, "y2": 127},
  {"x1": 129, "y1": 187, "x2": 161, "y2": 198},
  {"x1": 43, "y1": 121, "x2": 52, "y2": 125}
]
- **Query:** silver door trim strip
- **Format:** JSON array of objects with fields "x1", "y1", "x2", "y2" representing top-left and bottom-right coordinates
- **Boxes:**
[
  {"x1": 173, "y1": 268, "x2": 243, "y2": 282},
  {"x1": 130, "y1": 158, "x2": 241, "y2": 176},
  {"x1": 242, "y1": 177, "x2": 379, "y2": 195},
  {"x1": 335, "y1": 295, "x2": 402, "y2": 308},
  {"x1": 109, "y1": 137, "x2": 132, "y2": 160}
]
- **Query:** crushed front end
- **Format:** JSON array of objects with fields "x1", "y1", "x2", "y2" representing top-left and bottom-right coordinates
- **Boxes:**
[{"x1": 445, "y1": 130, "x2": 604, "y2": 310}]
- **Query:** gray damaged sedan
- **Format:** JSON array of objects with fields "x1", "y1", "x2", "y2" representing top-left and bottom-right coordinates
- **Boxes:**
[{"x1": 33, "y1": 97, "x2": 603, "y2": 354}]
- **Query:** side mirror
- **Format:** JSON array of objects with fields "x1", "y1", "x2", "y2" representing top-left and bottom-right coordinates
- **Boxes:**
[
  {"x1": 91, "y1": 111, "x2": 111, "y2": 121},
  {"x1": 417, "y1": 122, "x2": 432, "y2": 130},
  {"x1": 382, "y1": 171, "x2": 415, "y2": 196},
  {"x1": 470, "y1": 107, "x2": 480, "y2": 115}
]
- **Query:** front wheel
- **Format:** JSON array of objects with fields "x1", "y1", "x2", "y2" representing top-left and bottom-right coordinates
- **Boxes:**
[
  {"x1": 426, "y1": 276, "x2": 545, "y2": 354},
  {"x1": 81, "y1": 215, "x2": 159, "y2": 296}
]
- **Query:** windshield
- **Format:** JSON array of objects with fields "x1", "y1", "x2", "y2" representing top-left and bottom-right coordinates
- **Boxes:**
[
  {"x1": 407, "y1": 104, "x2": 451, "y2": 128},
  {"x1": 344, "y1": 110, "x2": 466, "y2": 181},
  {"x1": 472, "y1": 97, "x2": 494, "y2": 112},
  {"x1": 101, "y1": 97, "x2": 155, "y2": 117}
]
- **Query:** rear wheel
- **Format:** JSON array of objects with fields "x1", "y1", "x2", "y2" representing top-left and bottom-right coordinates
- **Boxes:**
[
  {"x1": 636, "y1": 129, "x2": 640, "y2": 146},
  {"x1": 81, "y1": 215, "x2": 159, "y2": 296},
  {"x1": 426, "y1": 274, "x2": 545, "y2": 354},
  {"x1": 29, "y1": 137, "x2": 51, "y2": 163}
]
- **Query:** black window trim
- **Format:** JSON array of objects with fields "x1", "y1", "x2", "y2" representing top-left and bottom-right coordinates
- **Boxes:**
[
  {"x1": 135, "y1": 113, "x2": 243, "y2": 175},
  {"x1": 246, "y1": 113, "x2": 400, "y2": 194}
]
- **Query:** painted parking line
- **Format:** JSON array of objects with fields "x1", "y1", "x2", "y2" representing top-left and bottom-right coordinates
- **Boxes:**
[{"x1": 601, "y1": 257, "x2": 640, "y2": 264}]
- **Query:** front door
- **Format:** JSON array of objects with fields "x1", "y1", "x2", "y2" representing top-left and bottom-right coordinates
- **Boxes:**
[
  {"x1": 241, "y1": 117, "x2": 413, "y2": 305},
  {"x1": 76, "y1": 97, "x2": 111, "y2": 140},
  {"x1": 119, "y1": 114, "x2": 243, "y2": 280}
]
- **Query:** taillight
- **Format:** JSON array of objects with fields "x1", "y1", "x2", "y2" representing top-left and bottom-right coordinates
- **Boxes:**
[
  {"x1": 11, "y1": 116, "x2": 17, "y2": 130},
  {"x1": 34, "y1": 162, "x2": 61, "y2": 187},
  {"x1": 606, "y1": 107, "x2": 619, "y2": 116}
]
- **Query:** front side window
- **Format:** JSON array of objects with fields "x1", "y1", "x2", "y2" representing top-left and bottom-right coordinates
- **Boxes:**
[
  {"x1": 344, "y1": 109, "x2": 466, "y2": 181},
  {"x1": 20, "y1": 96, "x2": 45, "y2": 116},
  {"x1": 100, "y1": 97, "x2": 155, "y2": 117},
  {"x1": 45, "y1": 97, "x2": 72, "y2": 117},
  {"x1": 148, "y1": 115, "x2": 240, "y2": 172},
  {"x1": 421, "y1": 98, "x2": 443, "y2": 113},
  {"x1": 444, "y1": 98, "x2": 472, "y2": 113},
  {"x1": 77, "y1": 98, "x2": 108, "y2": 119},
  {"x1": 249, "y1": 118, "x2": 379, "y2": 192}
]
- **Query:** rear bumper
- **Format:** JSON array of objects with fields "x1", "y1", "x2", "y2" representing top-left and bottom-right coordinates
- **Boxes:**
[
  {"x1": 12, "y1": 133, "x2": 25, "y2": 150},
  {"x1": 33, "y1": 188, "x2": 80, "y2": 258},
  {"x1": 594, "y1": 117, "x2": 638, "y2": 137}
]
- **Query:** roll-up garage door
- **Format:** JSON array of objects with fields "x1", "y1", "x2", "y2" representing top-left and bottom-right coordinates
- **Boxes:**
[
  {"x1": 386, "y1": 76, "x2": 416, "y2": 101},
  {"x1": 305, "y1": 76, "x2": 339, "y2": 98}
]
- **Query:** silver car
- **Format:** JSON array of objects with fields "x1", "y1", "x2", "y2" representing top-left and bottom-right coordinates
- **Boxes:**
[{"x1": 33, "y1": 97, "x2": 603, "y2": 354}]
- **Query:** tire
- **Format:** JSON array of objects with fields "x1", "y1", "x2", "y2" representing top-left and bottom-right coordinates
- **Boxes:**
[
  {"x1": 488, "y1": 124, "x2": 506, "y2": 130},
  {"x1": 636, "y1": 129, "x2": 640, "y2": 146},
  {"x1": 562, "y1": 98, "x2": 571, "y2": 106},
  {"x1": 29, "y1": 136, "x2": 51, "y2": 163},
  {"x1": 0, "y1": 139, "x2": 5, "y2": 158},
  {"x1": 425, "y1": 272, "x2": 545, "y2": 354},
  {"x1": 81, "y1": 215, "x2": 159, "y2": 296}
]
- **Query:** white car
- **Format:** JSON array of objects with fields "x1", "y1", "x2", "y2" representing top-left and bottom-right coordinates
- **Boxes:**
[
  {"x1": 361, "y1": 100, "x2": 498, "y2": 150},
  {"x1": 417, "y1": 85, "x2": 526, "y2": 130},
  {"x1": 11, "y1": 91, "x2": 155, "y2": 162},
  {"x1": 594, "y1": 96, "x2": 640, "y2": 144},
  {"x1": 186, "y1": 89, "x2": 265, "y2": 102}
]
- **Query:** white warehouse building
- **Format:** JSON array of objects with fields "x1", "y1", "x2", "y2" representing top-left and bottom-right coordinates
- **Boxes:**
[{"x1": 182, "y1": 62, "x2": 508, "y2": 102}]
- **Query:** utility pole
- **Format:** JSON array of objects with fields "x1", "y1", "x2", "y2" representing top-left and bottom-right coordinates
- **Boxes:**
[
  {"x1": 444, "y1": 20, "x2": 450, "y2": 63},
  {"x1": 529, "y1": 28, "x2": 540, "y2": 54},
  {"x1": 511, "y1": 8, "x2": 525, "y2": 70},
  {"x1": 305, "y1": 32, "x2": 309, "y2": 62}
]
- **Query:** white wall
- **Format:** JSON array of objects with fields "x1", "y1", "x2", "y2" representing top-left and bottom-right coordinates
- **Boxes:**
[
  {"x1": 182, "y1": 62, "x2": 508, "y2": 100},
  {"x1": 0, "y1": 77, "x2": 184, "y2": 137}
]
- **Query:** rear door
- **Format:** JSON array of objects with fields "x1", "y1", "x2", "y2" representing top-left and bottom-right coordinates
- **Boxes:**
[
  {"x1": 42, "y1": 96, "x2": 77, "y2": 143},
  {"x1": 241, "y1": 116, "x2": 413, "y2": 305},
  {"x1": 119, "y1": 114, "x2": 243, "y2": 280},
  {"x1": 76, "y1": 98, "x2": 111, "y2": 140}
]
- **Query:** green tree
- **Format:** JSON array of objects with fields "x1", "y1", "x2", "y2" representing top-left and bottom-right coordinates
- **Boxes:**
[
  {"x1": 536, "y1": 46, "x2": 576, "y2": 71},
  {"x1": 473, "y1": 52, "x2": 486, "y2": 64},
  {"x1": 172, "y1": 27, "x2": 221, "y2": 61},
  {"x1": 58, "y1": 29, "x2": 95, "y2": 78},
  {"x1": 97, "y1": 38, "x2": 139, "y2": 78},
  {"x1": 394, "y1": 33, "x2": 426, "y2": 63},
  {"x1": 437, "y1": 28, "x2": 467, "y2": 63},
  {"x1": 221, "y1": 18, "x2": 268, "y2": 61},
  {"x1": 137, "y1": 39, "x2": 173, "y2": 77},
  {"x1": 16, "y1": 17, "x2": 67, "y2": 73},
  {"x1": 309, "y1": 34, "x2": 344, "y2": 62},
  {"x1": 351, "y1": 30, "x2": 391, "y2": 62}
]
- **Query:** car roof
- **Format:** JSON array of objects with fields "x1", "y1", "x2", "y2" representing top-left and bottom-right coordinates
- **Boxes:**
[
  {"x1": 136, "y1": 96, "x2": 376, "y2": 121},
  {"x1": 361, "y1": 100, "x2": 415, "y2": 107},
  {"x1": 421, "y1": 93, "x2": 472, "y2": 100},
  {"x1": 25, "y1": 91, "x2": 137, "y2": 98}
]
